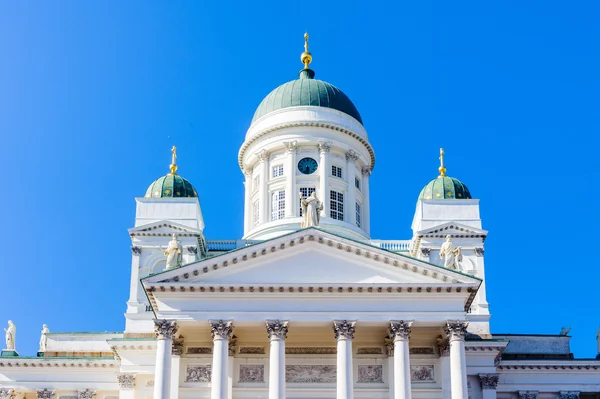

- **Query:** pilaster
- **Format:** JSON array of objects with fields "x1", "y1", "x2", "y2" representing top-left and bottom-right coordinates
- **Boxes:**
[
  {"x1": 318, "y1": 142, "x2": 331, "y2": 217},
  {"x1": 345, "y1": 150, "x2": 358, "y2": 225},
  {"x1": 284, "y1": 141, "x2": 297, "y2": 217}
]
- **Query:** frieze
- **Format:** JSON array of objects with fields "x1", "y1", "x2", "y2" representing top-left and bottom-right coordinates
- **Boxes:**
[
  {"x1": 186, "y1": 365, "x2": 212, "y2": 382},
  {"x1": 356, "y1": 347, "x2": 383, "y2": 355},
  {"x1": 479, "y1": 374, "x2": 499, "y2": 390},
  {"x1": 357, "y1": 365, "x2": 383, "y2": 383},
  {"x1": 410, "y1": 347, "x2": 435, "y2": 355},
  {"x1": 519, "y1": 391, "x2": 539, "y2": 399},
  {"x1": 187, "y1": 347, "x2": 212, "y2": 354},
  {"x1": 286, "y1": 347, "x2": 336, "y2": 355},
  {"x1": 286, "y1": 365, "x2": 336, "y2": 383},
  {"x1": 239, "y1": 347, "x2": 265, "y2": 354},
  {"x1": 117, "y1": 373, "x2": 136, "y2": 389},
  {"x1": 239, "y1": 365, "x2": 265, "y2": 383},
  {"x1": 410, "y1": 365, "x2": 434, "y2": 382}
]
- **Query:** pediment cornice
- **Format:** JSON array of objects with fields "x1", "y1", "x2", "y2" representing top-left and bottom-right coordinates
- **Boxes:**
[
  {"x1": 129, "y1": 220, "x2": 202, "y2": 238},
  {"x1": 417, "y1": 222, "x2": 488, "y2": 239}
]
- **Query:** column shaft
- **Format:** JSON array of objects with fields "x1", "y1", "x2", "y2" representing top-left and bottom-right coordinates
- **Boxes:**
[
  {"x1": 390, "y1": 321, "x2": 413, "y2": 399},
  {"x1": 437, "y1": 339, "x2": 451, "y2": 399},
  {"x1": 318, "y1": 142, "x2": 330, "y2": 217},
  {"x1": 153, "y1": 320, "x2": 177, "y2": 399},
  {"x1": 243, "y1": 170, "x2": 252, "y2": 233},
  {"x1": 333, "y1": 320, "x2": 356, "y2": 399},
  {"x1": 445, "y1": 321, "x2": 469, "y2": 399},
  {"x1": 267, "y1": 320, "x2": 288, "y2": 399},
  {"x1": 361, "y1": 168, "x2": 371, "y2": 235},
  {"x1": 284, "y1": 142, "x2": 297, "y2": 217},
  {"x1": 170, "y1": 355, "x2": 181, "y2": 399},
  {"x1": 345, "y1": 152, "x2": 358, "y2": 225},
  {"x1": 257, "y1": 150, "x2": 269, "y2": 224},
  {"x1": 210, "y1": 320, "x2": 234, "y2": 399}
]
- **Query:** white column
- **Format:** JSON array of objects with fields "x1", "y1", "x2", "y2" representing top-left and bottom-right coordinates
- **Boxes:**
[
  {"x1": 210, "y1": 320, "x2": 234, "y2": 399},
  {"x1": 318, "y1": 142, "x2": 331, "y2": 217},
  {"x1": 284, "y1": 142, "x2": 297, "y2": 217},
  {"x1": 437, "y1": 338, "x2": 451, "y2": 399},
  {"x1": 361, "y1": 168, "x2": 371, "y2": 236},
  {"x1": 117, "y1": 374, "x2": 136, "y2": 399},
  {"x1": 479, "y1": 374, "x2": 499, "y2": 399},
  {"x1": 153, "y1": 320, "x2": 178, "y2": 399},
  {"x1": 389, "y1": 321, "x2": 413, "y2": 399},
  {"x1": 345, "y1": 151, "x2": 358, "y2": 225},
  {"x1": 266, "y1": 320, "x2": 289, "y2": 399},
  {"x1": 333, "y1": 320, "x2": 356, "y2": 399},
  {"x1": 170, "y1": 339, "x2": 183, "y2": 399},
  {"x1": 243, "y1": 168, "x2": 252, "y2": 234},
  {"x1": 445, "y1": 321, "x2": 469, "y2": 399},
  {"x1": 228, "y1": 337, "x2": 236, "y2": 399},
  {"x1": 257, "y1": 150, "x2": 270, "y2": 224},
  {"x1": 127, "y1": 247, "x2": 142, "y2": 312}
]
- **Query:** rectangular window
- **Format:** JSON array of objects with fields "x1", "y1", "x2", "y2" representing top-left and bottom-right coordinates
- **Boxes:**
[
  {"x1": 253, "y1": 175, "x2": 260, "y2": 192},
  {"x1": 355, "y1": 177, "x2": 361, "y2": 190},
  {"x1": 271, "y1": 190, "x2": 285, "y2": 221},
  {"x1": 330, "y1": 190, "x2": 344, "y2": 221},
  {"x1": 355, "y1": 202, "x2": 362, "y2": 228},
  {"x1": 332, "y1": 165, "x2": 343, "y2": 178},
  {"x1": 272, "y1": 164, "x2": 284, "y2": 178},
  {"x1": 299, "y1": 187, "x2": 316, "y2": 216},
  {"x1": 252, "y1": 201, "x2": 260, "y2": 227}
]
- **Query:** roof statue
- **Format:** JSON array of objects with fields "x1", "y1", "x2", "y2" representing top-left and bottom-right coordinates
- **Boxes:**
[
  {"x1": 439, "y1": 148, "x2": 447, "y2": 177},
  {"x1": 170, "y1": 145, "x2": 178, "y2": 175},
  {"x1": 560, "y1": 325, "x2": 572, "y2": 336},
  {"x1": 4, "y1": 320, "x2": 15, "y2": 351},
  {"x1": 39, "y1": 324, "x2": 49, "y2": 352},
  {"x1": 299, "y1": 191, "x2": 323, "y2": 228}
]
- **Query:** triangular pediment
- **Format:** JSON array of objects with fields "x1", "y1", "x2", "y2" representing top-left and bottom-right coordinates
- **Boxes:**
[
  {"x1": 143, "y1": 228, "x2": 481, "y2": 287},
  {"x1": 129, "y1": 220, "x2": 201, "y2": 236},
  {"x1": 417, "y1": 221, "x2": 488, "y2": 238}
]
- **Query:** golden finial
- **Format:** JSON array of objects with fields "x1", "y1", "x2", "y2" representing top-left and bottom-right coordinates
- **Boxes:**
[
  {"x1": 170, "y1": 146, "x2": 178, "y2": 175},
  {"x1": 438, "y1": 148, "x2": 447, "y2": 177},
  {"x1": 301, "y1": 32, "x2": 312, "y2": 69}
]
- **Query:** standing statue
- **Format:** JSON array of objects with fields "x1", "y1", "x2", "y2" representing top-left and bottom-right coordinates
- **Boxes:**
[
  {"x1": 559, "y1": 324, "x2": 572, "y2": 336},
  {"x1": 39, "y1": 324, "x2": 50, "y2": 352},
  {"x1": 164, "y1": 234, "x2": 183, "y2": 270},
  {"x1": 299, "y1": 192, "x2": 323, "y2": 228},
  {"x1": 596, "y1": 328, "x2": 600, "y2": 354},
  {"x1": 439, "y1": 235, "x2": 462, "y2": 270},
  {"x1": 4, "y1": 320, "x2": 15, "y2": 350}
]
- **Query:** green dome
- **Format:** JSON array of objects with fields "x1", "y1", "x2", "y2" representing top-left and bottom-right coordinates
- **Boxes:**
[
  {"x1": 145, "y1": 174, "x2": 198, "y2": 198},
  {"x1": 252, "y1": 69, "x2": 363, "y2": 124},
  {"x1": 419, "y1": 176, "x2": 472, "y2": 200}
]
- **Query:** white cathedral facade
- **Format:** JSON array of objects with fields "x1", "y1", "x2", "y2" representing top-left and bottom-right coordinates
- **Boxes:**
[{"x1": 1, "y1": 35, "x2": 599, "y2": 399}]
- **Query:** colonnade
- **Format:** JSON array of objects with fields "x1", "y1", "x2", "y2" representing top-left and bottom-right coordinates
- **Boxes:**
[{"x1": 152, "y1": 319, "x2": 470, "y2": 399}]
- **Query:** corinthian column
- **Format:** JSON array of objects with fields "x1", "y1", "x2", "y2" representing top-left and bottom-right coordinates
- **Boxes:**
[
  {"x1": 479, "y1": 374, "x2": 499, "y2": 399},
  {"x1": 154, "y1": 320, "x2": 178, "y2": 399},
  {"x1": 243, "y1": 168, "x2": 252, "y2": 233},
  {"x1": 257, "y1": 150, "x2": 269, "y2": 224},
  {"x1": 333, "y1": 320, "x2": 356, "y2": 399},
  {"x1": 444, "y1": 321, "x2": 469, "y2": 399},
  {"x1": 437, "y1": 337, "x2": 451, "y2": 399},
  {"x1": 210, "y1": 320, "x2": 234, "y2": 399},
  {"x1": 318, "y1": 142, "x2": 331, "y2": 217},
  {"x1": 389, "y1": 320, "x2": 413, "y2": 399},
  {"x1": 266, "y1": 320, "x2": 289, "y2": 399},
  {"x1": 345, "y1": 151, "x2": 359, "y2": 225},
  {"x1": 283, "y1": 142, "x2": 297, "y2": 217}
]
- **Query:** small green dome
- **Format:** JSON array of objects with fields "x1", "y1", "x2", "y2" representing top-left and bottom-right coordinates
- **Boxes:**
[
  {"x1": 252, "y1": 69, "x2": 363, "y2": 124},
  {"x1": 145, "y1": 174, "x2": 198, "y2": 198},
  {"x1": 419, "y1": 176, "x2": 472, "y2": 200}
]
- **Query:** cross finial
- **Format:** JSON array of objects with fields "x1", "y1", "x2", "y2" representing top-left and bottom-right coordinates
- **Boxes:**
[
  {"x1": 438, "y1": 148, "x2": 447, "y2": 177},
  {"x1": 301, "y1": 32, "x2": 312, "y2": 69},
  {"x1": 170, "y1": 146, "x2": 178, "y2": 175}
]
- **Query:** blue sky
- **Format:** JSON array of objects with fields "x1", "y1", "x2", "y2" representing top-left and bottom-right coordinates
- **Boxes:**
[{"x1": 1, "y1": 1, "x2": 599, "y2": 357}]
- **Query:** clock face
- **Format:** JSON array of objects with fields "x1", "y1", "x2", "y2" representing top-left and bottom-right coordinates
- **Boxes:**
[{"x1": 298, "y1": 157, "x2": 318, "y2": 175}]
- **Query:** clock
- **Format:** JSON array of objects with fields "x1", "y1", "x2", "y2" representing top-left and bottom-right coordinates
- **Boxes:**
[{"x1": 298, "y1": 157, "x2": 318, "y2": 175}]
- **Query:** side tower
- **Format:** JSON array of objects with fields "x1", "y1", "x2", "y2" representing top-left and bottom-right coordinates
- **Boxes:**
[
  {"x1": 411, "y1": 149, "x2": 491, "y2": 337},
  {"x1": 125, "y1": 147, "x2": 207, "y2": 333},
  {"x1": 239, "y1": 34, "x2": 375, "y2": 241}
]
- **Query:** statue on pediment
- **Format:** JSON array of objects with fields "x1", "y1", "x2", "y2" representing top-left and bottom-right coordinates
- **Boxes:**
[
  {"x1": 440, "y1": 235, "x2": 462, "y2": 270},
  {"x1": 39, "y1": 324, "x2": 50, "y2": 352},
  {"x1": 4, "y1": 320, "x2": 15, "y2": 350},
  {"x1": 299, "y1": 192, "x2": 323, "y2": 228},
  {"x1": 164, "y1": 234, "x2": 183, "y2": 270}
]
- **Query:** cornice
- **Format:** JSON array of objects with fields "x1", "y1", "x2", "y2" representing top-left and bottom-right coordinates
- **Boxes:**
[
  {"x1": 498, "y1": 361, "x2": 600, "y2": 371},
  {"x1": 0, "y1": 358, "x2": 117, "y2": 368}
]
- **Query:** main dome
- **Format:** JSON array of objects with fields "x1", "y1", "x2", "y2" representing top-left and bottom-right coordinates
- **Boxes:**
[{"x1": 252, "y1": 69, "x2": 363, "y2": 124}]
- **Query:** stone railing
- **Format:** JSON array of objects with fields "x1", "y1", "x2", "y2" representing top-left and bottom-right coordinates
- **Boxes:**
[{"x1": 369, "y1": 240, "x2": 412, "y2": 252}]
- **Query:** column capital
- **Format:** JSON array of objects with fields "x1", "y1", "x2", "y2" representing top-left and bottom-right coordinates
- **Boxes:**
[
  {"x1": 172, "y1": 337, "x2": 184, "y2": 356},
  {"x1": 384, "y1": 336, "x2": 394, "y2": 356},
  {"x1": 117, "y1": 373, "x2": 136, "y2": 389},
  {"x1": 284, "y1": 141, "x2": 298, "y2": 153},
  {"x1": 478, "y1": 374, "x2": 499, "y2": 390},
  {"x1": 444, "y1": 320, "x2": 469, "y2": 340},
  {"x1": 243, "y1": 168, "x2": 253, "y2": 177},
  {"x1": 154, "y1": 319, "x2": 178, "y2": 340},
  {"x1": 210, "y1": 319, "x2": 234, "y2": 340},
  {"x1": 131, "y1": 246, "x2": 141, "y2": 256},
  {"x1": 36, "y1": 390, "x2": 55, "y2": 399},
  {"x1": 345, "y1": 150, "x2": 359, "y2": 163},
  {"x1": 318, "y1": 141, "x2": 331, "y2": 153},
  {"x1": 256, "y1": 149, "x2": 270, "y2": 161},
  {"x1": 559, "y1": 392, "x2": 580, "y2": 399},
  {"x1": 436, "y1": 335, "x2": 450, "y2": 356},
  {"x1": 519, "y1": 391, "x2": 539, "y2": 399},
  {"x1": 333, "y1": 320, "x2": 356, "y2": 340},
  {"x1": 0, "y1": 389, "x2": 14, "y2": 399},
  {"x1": 389, "y1": 320, "x2": 413, "y2": 341},
  {"x1": 266, "y1": 320, "x2": 289, "y2": 341},
  {"x1": 361, "y1": 167, "x2": 372, "y2": 176},
  {"x1": 77, "y1": 390, "x2": 96, "y2": 399}
]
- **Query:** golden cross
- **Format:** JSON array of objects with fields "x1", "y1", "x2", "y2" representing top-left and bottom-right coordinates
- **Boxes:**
[
  {"x1": 170, "y1": 146, "x2": 178, "y2": 174},
  {"x1": 304, "y1": 32, "x2": 309, "y2": 53},
  {"x1": 438, "y1": 148, "x2": 447, "y2": 177}
]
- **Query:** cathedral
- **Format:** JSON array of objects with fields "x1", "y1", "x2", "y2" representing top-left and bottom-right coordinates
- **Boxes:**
[{"x1": 1, "y1": 34, "x2": 599, "y2": 399}]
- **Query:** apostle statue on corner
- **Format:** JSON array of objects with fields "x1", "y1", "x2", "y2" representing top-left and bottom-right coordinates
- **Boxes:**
[
  {"x1": 299, "y1": 191, "x2": 323, "y2": 228},
  {"x1": 439, "y1": 235, "x2": 462, "y2": 270},
  {"x1": 4, "y1": 320, "x2": 15, "y2": 350},
  {"x1": 39, "y1": 324, "x2": 50, "y2": 352},
  {"x1": 164, "y1": 233, "x2": 183, "y2": 270}
]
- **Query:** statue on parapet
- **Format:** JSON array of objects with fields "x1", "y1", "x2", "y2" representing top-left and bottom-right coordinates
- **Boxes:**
[
  {"x1": 559, "y1": 324, "x2": 572, "y2": 336},
  {"x1": 299, "y1": 191, "x2": 323, "y2": 228},
  {"x1": 164, "y1": 234, "x2": 183, "y2": 270},
  {"x1": 39, "y1": 324, "x2": 50, "y2": 352},
  {"x1": 440, "y1": 235, "x2": 462, "y2": 270},
  {"x1": 4, "y1": 320, "x2": 15, "y2": 350}
]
